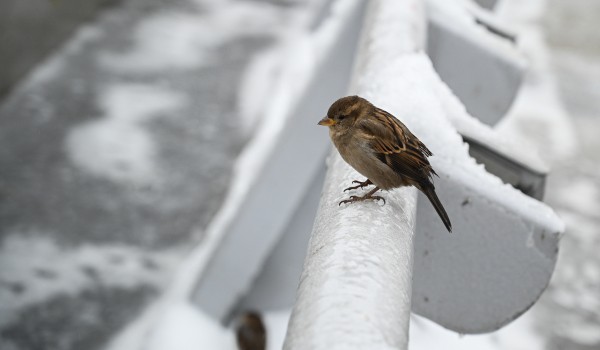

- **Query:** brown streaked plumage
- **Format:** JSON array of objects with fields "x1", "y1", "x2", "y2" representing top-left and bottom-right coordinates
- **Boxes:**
[
  {"x1": 318, "y1": 95, "x2": 452, "y2": 232},
  {"x1": 236, "y1": 311, "x2": 266, "y2": 350}
]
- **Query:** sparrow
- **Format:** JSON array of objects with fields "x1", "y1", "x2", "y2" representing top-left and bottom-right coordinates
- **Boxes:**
[
  {"x1": 318, "y1": 95, "x2": 452, "y2": 232},
  {"x1": 235, "y1": 311, "x2": 266, "y2": 350}
]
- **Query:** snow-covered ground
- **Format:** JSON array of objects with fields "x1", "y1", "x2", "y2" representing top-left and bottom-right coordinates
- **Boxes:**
[
  {"x1": 1, "y1": 0, "x2": 598, "y2": 349},
  {"x1": 0, "y1": 0, "x2": 317, "y2": 349}
]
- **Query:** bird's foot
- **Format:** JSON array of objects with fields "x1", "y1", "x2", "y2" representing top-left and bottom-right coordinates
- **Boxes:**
[
  {"x1": 339, "y1": 193, "x2": 386, "y2": 206},
  {"x1": 343, "y1": 179, "x2": 373, "y2": 192}
]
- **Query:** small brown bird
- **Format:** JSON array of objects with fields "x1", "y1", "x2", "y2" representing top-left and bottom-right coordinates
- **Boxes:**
[
  {"x1": 318, "y1": 95, "x2": 452, "y2": 232},
  {"x1": 235, "y1": 311, "x2": 266, "y2": 350}
]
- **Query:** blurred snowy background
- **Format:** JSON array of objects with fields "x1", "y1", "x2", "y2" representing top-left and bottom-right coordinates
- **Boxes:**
[{"x1": 0, "y1": 0, "x2": 598, "y2": 349}]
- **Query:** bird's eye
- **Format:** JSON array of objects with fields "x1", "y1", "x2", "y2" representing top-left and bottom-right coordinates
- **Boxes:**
[{"x1": 338, "y1": 115, "x2": 346, "y2": 120}]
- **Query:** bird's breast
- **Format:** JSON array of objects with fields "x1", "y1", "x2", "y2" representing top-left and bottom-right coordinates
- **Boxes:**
[{"x1": 331, "y1": 133, "x2": 402, "y2": 190}]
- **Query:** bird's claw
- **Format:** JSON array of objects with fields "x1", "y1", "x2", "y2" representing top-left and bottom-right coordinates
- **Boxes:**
[
  {"x1": 343, "y1": 179, "x2": 373, "y2": 192},
  {"x1": 338, "y1": 196, "x2": 358, "y2": 206},
  {"x1": 338, "y1": 194, "x2": 386, "y2": 206}
]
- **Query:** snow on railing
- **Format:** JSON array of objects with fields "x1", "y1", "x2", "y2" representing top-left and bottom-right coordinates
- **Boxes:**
[
  {"x1": 107, "y1": 0, "x2": 564, "y2": 349},
  {"x1": 285, "y1": 0, "x2": 563, "y2": 347},
  {"x1": 282, "y1": 1, "x2": 425, "y2": 349}
]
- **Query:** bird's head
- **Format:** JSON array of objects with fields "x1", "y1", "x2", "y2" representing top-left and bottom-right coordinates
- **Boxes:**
[{"x1": 318, "y1": 95, "x2": 373, "y2": 130}]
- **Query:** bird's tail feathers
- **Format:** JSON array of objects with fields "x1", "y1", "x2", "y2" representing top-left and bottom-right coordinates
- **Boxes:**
[{"x1": 423, "y1": 187, "x2": 452, "y2": 233}]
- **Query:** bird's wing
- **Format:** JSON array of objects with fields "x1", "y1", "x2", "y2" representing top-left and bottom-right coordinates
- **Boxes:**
[{"x1": 356, "y1": 108, "x2": 436, "y2": 185}]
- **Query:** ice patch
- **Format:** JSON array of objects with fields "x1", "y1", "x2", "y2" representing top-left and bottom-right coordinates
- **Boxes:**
[{"x1": 66, "y1": 83, "x2": 187, "y2": 185}]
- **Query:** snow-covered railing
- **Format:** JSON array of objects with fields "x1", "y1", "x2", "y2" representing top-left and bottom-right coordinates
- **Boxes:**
[
  {"x1": 282, "y1": 1, "x2": 425, "y2": 348},
  {"x1": 285, "y1": 0, "x2": 563, "y2": 347},
  {"x1": 103, "y1": 0, "x2": 564, "y2": 349},
  {"x1": 111, "y1": 0, "x2": 564, "y2": 349}
]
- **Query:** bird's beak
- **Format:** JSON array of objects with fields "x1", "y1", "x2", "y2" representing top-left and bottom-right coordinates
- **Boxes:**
[{"x1": 318, "y1": 116, "x2": 336, "y2": 126}]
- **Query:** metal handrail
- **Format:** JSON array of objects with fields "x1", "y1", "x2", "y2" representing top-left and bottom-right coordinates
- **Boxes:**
[{"x1": 284, "y1": 1, "x2": 426, "y2": 348}]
